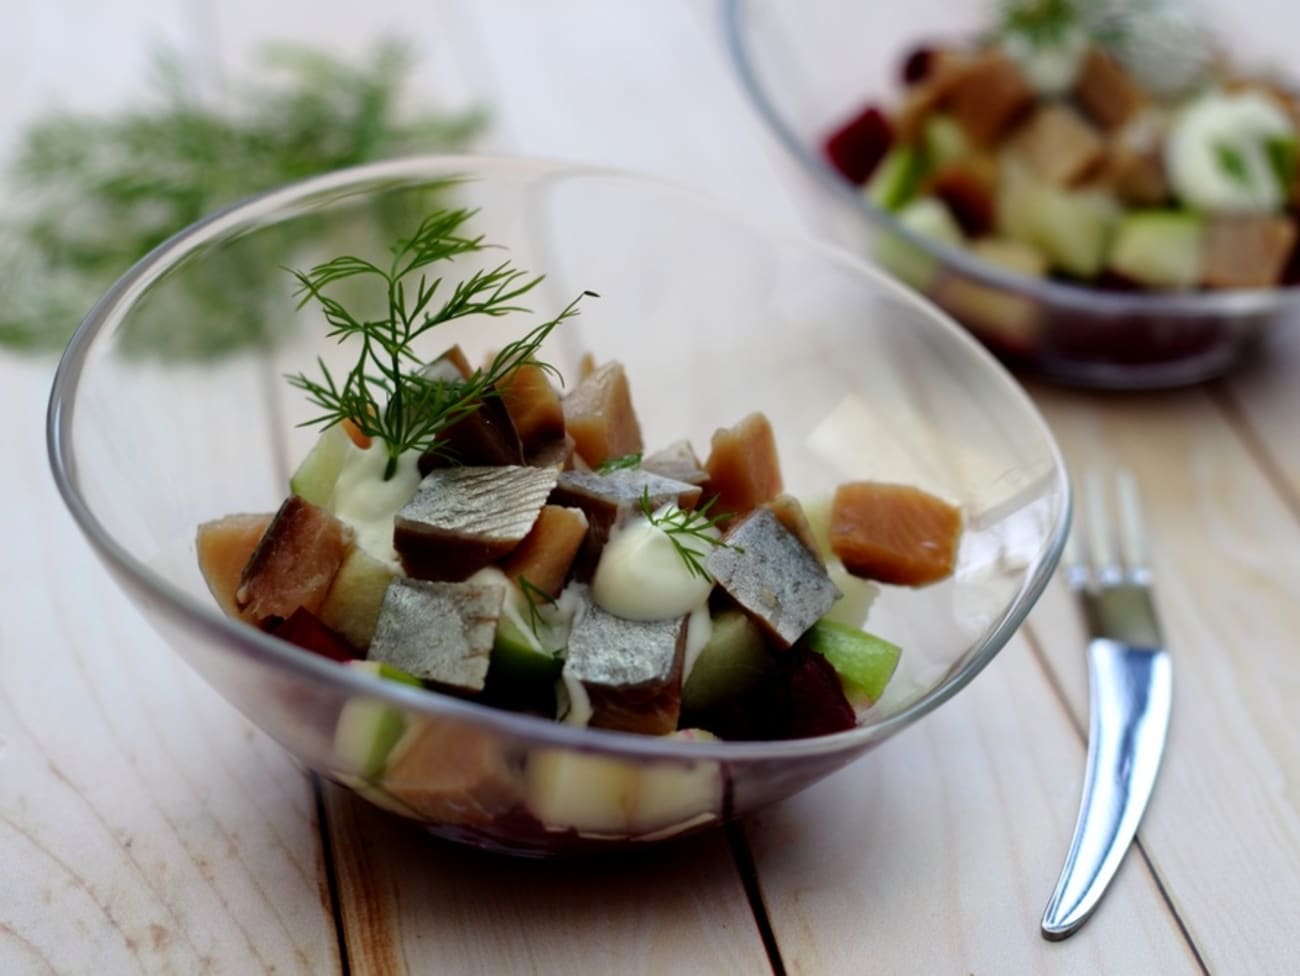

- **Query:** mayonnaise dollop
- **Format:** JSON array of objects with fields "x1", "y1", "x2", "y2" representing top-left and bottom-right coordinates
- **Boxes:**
[
  {"x1": 590, "y1": 507, "x2": 717, "y2": 621},
  {"x1": 1165, "y1": 90, "x2": 1296, "y2": 212},
  {"x1": 330, "y1": 440, "x2": 422, "y2": 567},
  {"x1": 1000, "y1": 25, "x2": 1089, "y2": 97}
]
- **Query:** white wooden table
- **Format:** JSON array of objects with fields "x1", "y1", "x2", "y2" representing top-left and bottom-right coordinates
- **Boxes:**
[{"x1": 4, "y1": 2, "x2": 1299, "y2": 973}]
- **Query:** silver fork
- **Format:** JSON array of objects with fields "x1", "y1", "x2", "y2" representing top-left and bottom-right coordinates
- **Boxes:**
[{"x1": 1041, "y1": 469, "x2": 1173, "y2": 941}]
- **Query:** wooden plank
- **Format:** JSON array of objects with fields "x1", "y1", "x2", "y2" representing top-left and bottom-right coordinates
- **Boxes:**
[
  {"x1": 199, "y1": 2, "x2": 774, "y2": 969},
  {"x1": 1218, "y1": 323, "x2": 1300, "y2": 504},
  {"x1": 742, "y1": 634, "x2": 1195, "y2": 974},
  {"x1": 1, "y1": 358, "x2": 340, "y2": 975},
  {"x1": 325, "y1": 785, "x2": 771, "y2": 975},
  {"x1": 1024, "y1": 382, "x2": 1300, "y2": 973},
  {"x1": 1, "y1": 0, "x2": 342, "y2": 967}
]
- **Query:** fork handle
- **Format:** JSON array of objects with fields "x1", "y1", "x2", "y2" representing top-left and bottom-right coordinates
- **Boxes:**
[{"x1": 1041, "y1": 638, "x2": 1173, "y2": 940}]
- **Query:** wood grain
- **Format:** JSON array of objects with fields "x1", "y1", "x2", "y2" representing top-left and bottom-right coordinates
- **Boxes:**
[
  {"x1": 2, "y1": 359, "x2": 339, "y2": 975},
  {"x1": 744, "y1": 633, "x2": 1198, "y2": 974},
  {"x1": 1219, "y1": 323, "x2": 1300, "y2": 505},
  {"x1": 7, "y1": 0, "x2": 1300, "y2": 971},
  {"x1": 1025, "y1": 384, "x2": 1300, "y2": 974},
  {"x1": 325, "y1": 785, "x2": 771, "y2": 975}
]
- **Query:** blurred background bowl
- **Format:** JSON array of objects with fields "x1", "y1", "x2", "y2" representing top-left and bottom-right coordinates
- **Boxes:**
[
  {"x1": 48, "y1": 156, "x2": 1068, "y2": 856},
  {"x1": 724, "y1": 0, "x2": 1300, "y2": 389}
]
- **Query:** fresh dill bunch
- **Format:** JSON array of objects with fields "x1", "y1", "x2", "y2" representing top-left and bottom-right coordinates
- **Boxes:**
[
  {"x1": 287, "y1": 207, "x2": 595, "y2": 480},
  {"x1": 517, "y1": 576, "x2": 559, "y2": 644},
  {"x1": 0, "y1": 39, "x2": 486, "y2": 358},
  {"x1": 595, "y1": 452, "x2": 643, "y2": 474},
  {"x1": 998, "y1": 0, "x2": 1087, "y2": 45},
  {"x1": 638, "y1": 490, "x2": 743, "y2": 580}
]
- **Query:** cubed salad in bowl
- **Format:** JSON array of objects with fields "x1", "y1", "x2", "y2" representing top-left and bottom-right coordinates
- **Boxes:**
[
  {"x1": 726, "y1": 0, "x2": 1300, "y2": 387},
  {"x1": 48, "y1": 157, "x2": 1069, "y2": 855}
]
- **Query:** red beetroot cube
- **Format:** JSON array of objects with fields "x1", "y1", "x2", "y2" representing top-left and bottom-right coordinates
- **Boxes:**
[
  {"x1": 272, "y1": 607, "x2": 359, "y2": 663},
  {"x1": 824, "y1": 105, "x2": 893, "y2": 185}
]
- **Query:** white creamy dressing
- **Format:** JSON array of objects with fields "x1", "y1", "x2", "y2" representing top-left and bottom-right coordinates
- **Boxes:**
[
  {"x1": 558, "y1": 670, "x2": 593, "y2": 727},
  {"x1": 1000, "y1": 25, "x2": 1089, "y2": 97},
  {"x1": 590, "y1": 506, "x2": 717, "y2": 621},
  {"x1": 330, "y1": 440, "x2": 422, "y2": 568},
  {"x1": 1165, "y1": 90, "x2": 1296, "y2": 212},
  {"x1": 1108, "y1": 0, "x2": 1210, "y2": 98},
  {"x1": 681, "y1": 605, "x2": 713, "y2": 685}
]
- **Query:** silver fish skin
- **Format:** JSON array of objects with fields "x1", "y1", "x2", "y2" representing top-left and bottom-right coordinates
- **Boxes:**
[
  {"x1": 368, "y1": 577, "x2": 506, "y2": 692},
  {"x1": 565, "y1": 595, "x2": 686, "y2": 690},
  {"x1": 399, "y1": 465, "x2": 559, "y2": 544},
  {"x1": 640, "y1": 439, "x2": 709, "y2": 487},
  {"x1": 554, "y1": 468, "x2": 702, "y2": 515},
  {"x1": 706, "y1": 507, "x2": 841, "y2": 649}
]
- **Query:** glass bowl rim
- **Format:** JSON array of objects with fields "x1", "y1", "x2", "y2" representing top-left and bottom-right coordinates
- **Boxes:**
[
  {"x1": 46, "y1": 153, "x2": 1072, "y2": 765},
  {"x1": 721, "y1": 0, "x2": 1300, "y2": 319}
]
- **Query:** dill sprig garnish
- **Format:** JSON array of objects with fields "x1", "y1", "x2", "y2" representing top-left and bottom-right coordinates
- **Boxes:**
[
  {"x1": 517, "y1": 576, "x2": 559, "y2": 643},
  {"x1": 638, "y1": 490, "x2": 743, "y2": 580},
  {"x1": 0, "y1": 39, "x2": 485, "y2": 357},
  {"x1": 287, "y1": 207, "x2": 595, "y2": 480},
  {"x1": 595, "y1": 452, "x2": 643, "y2": 474},
  {"x1": 999, "y1": 0, "x2": 1085, "y2": 45}
]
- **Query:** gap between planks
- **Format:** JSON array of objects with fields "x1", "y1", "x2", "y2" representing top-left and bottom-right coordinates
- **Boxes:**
[{"x1": 1206, "y1": 383, "x2": 1300, "y2": 528}]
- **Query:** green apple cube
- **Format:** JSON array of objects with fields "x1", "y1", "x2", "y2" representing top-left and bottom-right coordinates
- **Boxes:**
[
  {"x1": 332, "y1": 660, "x2": 422, "y2": 779},
  {"x1": 525, "y1": 747, "x2": 637, "y2": 835},
  {"x1": 681, "y1": 609, "x2": 772, "y2": 714},
  {"x1": 804, "y1": 619, "x2": 901, "y2": 706},
  {"x1": 998, "y1": 170, "x2": 1119, "y2": 279},
  {"x1": 490, "y1": 583, "x2": 564, "y2": 684},
  {"x1": 289, "y1": 424, "x2": 352, "y2": 507},
  {"x1": 922, "y1": 114, "x2": 971, "y2": 171},
  {"x1": 865, "y1": 146, "x2": 924, "y2": 212},
  {"x1": 874, "y1": 197, "x2": 965, "y2": 291},
  {"x1": 1108, "y1": 211, "x2": 1204, "y2": 289}
]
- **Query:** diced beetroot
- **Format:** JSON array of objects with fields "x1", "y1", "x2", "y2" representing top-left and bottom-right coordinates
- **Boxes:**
[
  {"x1": 824, "y1": 105, "x2": 894, "y2": 185},
  {"x1": 930, "y1": 163, "x2": 995, "y2": 236},
  {"x1": 236, "y1": 496, "x2": 354, "y2": 624},
  {"x1": 901, "y1": 45, "x2": 938, "y2": 85},
  {"x1": 784, "y1": 646, "x2": 859, "y2": 738},
  {"x1": 272, "y1": 607, "x2": 358, "y2": 662}
]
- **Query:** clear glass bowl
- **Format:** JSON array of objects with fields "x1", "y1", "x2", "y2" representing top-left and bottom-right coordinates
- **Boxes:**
[
  {"x1": 48, "y1": 156, "x2": 1069, "y2": 856},
  {"x1": 723, "y1": 0, "x2": 1300, "y2": 389}
]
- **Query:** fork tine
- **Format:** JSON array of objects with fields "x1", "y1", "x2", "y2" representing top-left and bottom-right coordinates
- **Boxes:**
[
  {"x1": 1115, "y1": 469, "x2": 1151, "y2": 584},
  {"x1": 1083, "y1": 469, "x2": 1122, "y2": 587},
  {"x1": 1062, "y1": 482, "x2": 1089, "y2": 590}
]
